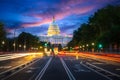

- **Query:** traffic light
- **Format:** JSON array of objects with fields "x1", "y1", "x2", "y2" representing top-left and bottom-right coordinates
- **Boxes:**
[
  {"x1": 98, "y1": 44, "x2": 102, "y2": 48},
  {"x1": 44, "y1": 43, "x2": 47, "y2": 47},
  {"x1": 70, "y1": 47, "x2": 73, "y2": 51}
]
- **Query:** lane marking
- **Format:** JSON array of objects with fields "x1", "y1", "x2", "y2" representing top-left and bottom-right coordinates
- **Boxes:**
[
  {"x1": 1, "y1": 58, "x2": 41, "y2": 80},
  {"x1": 25, "y1": 70, "x2": 33, "y2": 73},
  {"x1": 28, "y1": 67, "x2": 41, "y2": 70},
  {"x1": 86, "y1": 62, "x2": 120, "y2": 77},
  {"x1": 80, "y1": 62, "x2": 120, "y2": 80},
  {"x1": 116, "y1": 68, "x2": 120, "y2": 71},
  {"x1": 80, "y1": 62, "x2": 112, "y2": 80},
  {"x1": 35, "y1": 57, "x2": 52, "y2": 80},
  {"x1": 92, "y1": 62, "x2": 103, "y2": 65},
  {"x1": 60, "y1": 58, "x2": 76, "y2": 80},
  {"x1": 73, "y1": 64, "x2": 90, "y2": 72},
  {"x1": 0, "y1": 66, "x2": 12, "y2": 69},
  {"x1": 25, "y1": 67, "x2": 41, "y2": 73}
]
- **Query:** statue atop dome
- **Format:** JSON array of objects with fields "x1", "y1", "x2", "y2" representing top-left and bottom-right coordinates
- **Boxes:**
[
  {"x1": 47, "y1": 16, "x2": 60, "y2": 36},
  {"x1": 52, "y1": 16, "x2": 55, "y2": 23}
]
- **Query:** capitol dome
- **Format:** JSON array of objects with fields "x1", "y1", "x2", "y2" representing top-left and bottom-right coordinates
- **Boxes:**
[{"x1": 47, "y1": 16, "x2": 60, "y2": 36}]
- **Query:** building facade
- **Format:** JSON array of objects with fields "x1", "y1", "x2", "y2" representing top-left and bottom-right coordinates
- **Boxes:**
[{"x1": 40, "y1": 17, "x2": 72, "y2": 47}]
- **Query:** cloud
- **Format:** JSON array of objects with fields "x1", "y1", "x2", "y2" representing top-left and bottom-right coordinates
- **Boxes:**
[
  {"x1": 0, "y1": 0, "x2": 120, "y2": 37},
  {"x1": 21, "y1": 2, "x2": 96, "y2": 27}
]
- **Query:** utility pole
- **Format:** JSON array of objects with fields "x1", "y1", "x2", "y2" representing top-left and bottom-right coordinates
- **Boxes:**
[
  {"x1": 13, "y1": 29, "x2": 16, "y2": 53},
  {"x1": 22, "y1": 27, "x2": 26, "y2": 52}
]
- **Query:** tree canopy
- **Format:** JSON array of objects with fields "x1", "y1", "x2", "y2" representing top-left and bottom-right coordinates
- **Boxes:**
[
  {"x1": 17, "y1": 32, "x2": 40, "y2": 50},
  {"x1": 0, "y1": 22, "x2": 6, "y2": 41},
  {"x1": 67, "y1": 5, "x2": 120, "y2": 52}
]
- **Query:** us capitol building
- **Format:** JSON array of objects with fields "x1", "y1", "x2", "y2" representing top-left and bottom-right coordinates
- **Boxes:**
[{"x1": 40, "y1": 17, "x2": 72, "y2": 47}]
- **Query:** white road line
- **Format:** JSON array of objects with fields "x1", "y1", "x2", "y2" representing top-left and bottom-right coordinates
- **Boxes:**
[
  {"x1": 0, "y1": 66, "x2": 12, "y2": 69},
  {"x1": 60, "y1": 58, "x2": 76, "y2": 80},
  {"x1": 1, "y1": 58, "x2": 41, "y2": 80},
  {"x1": 92, "y1": 62, "x2": 103, "y2": 64},
  {"x1": 116, "y1": 68, "x2": 120, "y2": 71},
  {"x1": 80, "y1": 62, "x2": 113, "y2": 80},
  {"x1": 35, "y1": 57, "x2": 52, "y2": 80},
  {"x1": 86, "y1": 62, "x2": 120, "y2": 77},
  {"x1": 0, "y1": 58, "x2": 36, "y2": 75}
]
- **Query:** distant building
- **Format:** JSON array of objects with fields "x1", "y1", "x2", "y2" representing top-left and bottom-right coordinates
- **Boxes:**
[{"x1": 40, "y1": 16, "x2": 72, "y2": 47}]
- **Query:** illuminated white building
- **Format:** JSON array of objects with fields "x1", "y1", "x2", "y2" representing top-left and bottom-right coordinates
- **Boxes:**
[{"x1": 40, "y1": 17, "x2": 72, "y2": 47}]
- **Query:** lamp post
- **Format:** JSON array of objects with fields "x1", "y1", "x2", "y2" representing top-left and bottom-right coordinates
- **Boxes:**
[
  {"x1": 24, "y1": 45, "x2": 26, "y2": 51},
  {"x1": 19, "y1": 44, "x2": 21, "y2": 51},
  {"x1": 13, "y1": 29, "x2": 16, "y2": 52},
  {"x1": 22, "y1": 27, "x2": 27, "y2": 52},
  {"x1": 2, "y1": 41, "x2": 5, "y2": 45},
  {"x1": 79, "y1": 46, "x2": 82, "y2": 51},
  {"x1": 91, "y1": 42, "x2": 95, "y2": 52},
  {"x1": 19, "y1": 44, "x2": 22, "y2": 48},
  {"x1": 86, "y1": 44, "x2": 89, "y2": 52},
  {"x1": 92, "y1": 43, "x2": 94, "y2": 46},
  {"x1": 2, "y1": 41, "x2": 5, "y2": 51},
  {"x1": 82, "y1": 45, "x2": 85, "y2": 51}
]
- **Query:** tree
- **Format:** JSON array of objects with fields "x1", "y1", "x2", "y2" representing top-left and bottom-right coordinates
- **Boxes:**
[
  {"x1": 0, "y1": 22, "x2": 6, "y2": 41},
  {"x1": 0, "y1": 22, "x2": 6, "y2": 51},
  {"x1": 17, "y1": 32, "x2": 40, "y2": 51},
  {"x1": 67, "y1": 5, "x2": 120, "y2": 52}
]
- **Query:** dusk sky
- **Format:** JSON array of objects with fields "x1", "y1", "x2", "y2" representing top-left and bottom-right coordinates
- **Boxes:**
[{"x1": 0, "y1": 0, "x2": 120, "y2": 37}]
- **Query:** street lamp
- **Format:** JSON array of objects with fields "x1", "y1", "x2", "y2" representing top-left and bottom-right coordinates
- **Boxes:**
[
  {"x1": 79, "y1": 46, "x2": 82, "y2": 52},
  {"x1": 2, "y1": 41, "x2": 5, "y2": 45},
  {"x1": 13, "y1": 43, "x2": 16, "y2": 47},
  {"x1": 13, "y1": 28, "x2": 16, "y2": 52},
  {"x1": 40, "y1": 46, "x2": 43, "y2": 49},
  {"x1": 24, "y1": 45, "x2": 26, "y2": 51},
  {"x1": 18, "y1": 44, "x2": 22, "y2": 51},
  {"x1": 19, "y1": 44, "x2": 22, "y2": 47},
  {"x1": 92, "y1": 43, "x2": 94, "y2": 46},
  {"x1": 2, "y1": 41, "x2": 5, "y2": 51},
  {"x1": 82, "y1": 45, "x2": 85, "y2": 51},
  {"x1": 83, "y1": 45, "x2": 85, "y2": 47},
  {"x1": 86, "y1": 44, "x2": 89, "y2": 51},
  {"x1": 86, "y1": 44, "x2": 89, "y2": 47},
  {"x1": 91, "y1": 42, "x2": 95, "y2": 52},
  {"x1": 79, "y1": 46, "x2": 82, "y2": 48}
]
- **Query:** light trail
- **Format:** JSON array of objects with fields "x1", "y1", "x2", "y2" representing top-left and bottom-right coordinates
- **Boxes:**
[{"x1": 0, "y1": 53, "x2": 43, "y2": 61}]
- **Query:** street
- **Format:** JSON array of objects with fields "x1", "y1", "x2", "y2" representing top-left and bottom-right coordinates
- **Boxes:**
[
  {"x1": 0, "y1": 53, "x2": 120, "y2": 80},
  {"x1": 0, "y1": 0, "x2": 120, "y2": 80}
]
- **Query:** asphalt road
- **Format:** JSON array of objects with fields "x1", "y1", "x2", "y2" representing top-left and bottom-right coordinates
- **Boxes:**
[
  {"x1": 76, "y1": 56, "x2": 120, "y2": 75},
  {"x1": 62, "y1": 56, "x2": 110, "y2": 80},
  {"x1": 0, "y1": 55, "x2": 120, "y2": 80},
  {"x1": 0, "y1": 54, "x2": 41, "y2": 75},
  {"x1": 40, "y1": 56, "x2": 69, "y2": 80}
]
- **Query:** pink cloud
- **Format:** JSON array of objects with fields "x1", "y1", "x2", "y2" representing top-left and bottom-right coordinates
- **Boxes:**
[
  {"x1": 22, "y1": 5, "x2": 95, "y2": 27},
  {"x1": 6, "y1": 28, "x2": 13, "y2": 33},
  {"x1": 22, "y1": 0, "x2": 114, "y2": 28}
]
